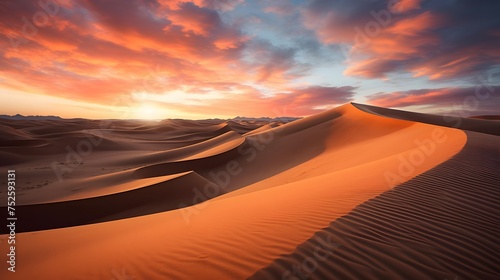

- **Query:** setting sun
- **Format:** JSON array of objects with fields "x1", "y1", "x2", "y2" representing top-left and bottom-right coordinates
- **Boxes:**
[{"x1": 133, "y1": 104, "x2": 163, "y2": 120}]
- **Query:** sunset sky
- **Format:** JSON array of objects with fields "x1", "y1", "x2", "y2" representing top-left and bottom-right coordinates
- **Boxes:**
[{"x1": 0, "y1": 0, "x2": 499, "y2": 119}]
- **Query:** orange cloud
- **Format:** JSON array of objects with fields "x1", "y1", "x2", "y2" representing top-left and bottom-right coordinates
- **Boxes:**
[
  {"x1": 388, "y1": 0, "x2": 421, "y2": 14},
  {"x1": 385, "y1": 11, "x2": 438, "y2": 36}
]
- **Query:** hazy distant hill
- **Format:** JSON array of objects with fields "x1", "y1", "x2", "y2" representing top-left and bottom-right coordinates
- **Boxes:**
[
  {"x1": 0, "y1": 114, "x2": 300, "y2": 122},
  {"x1": 0, "y1": 114, "x2": 63, "y2": 121},
  {"x1": 470, "y1": 115, "x2": 500, "y2": 120},
  {"x1": 231, "y1": 116, "x2": 300, "y2": 123}
]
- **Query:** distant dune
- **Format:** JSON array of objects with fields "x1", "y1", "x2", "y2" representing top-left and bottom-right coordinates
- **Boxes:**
[
  {"x1": 0, "y1": 114, "x2": 62, "y2": 121},
  {"x1": 0, "y1": 103, "x2": 498, "y2": 279},
  {"x1": 469, "y1": 115, "x2": 500, "y2": 120}
]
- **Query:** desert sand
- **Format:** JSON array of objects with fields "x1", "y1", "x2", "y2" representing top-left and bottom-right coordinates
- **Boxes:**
[{"x1": 0, "y1": 103, "x2": 498, "y2": 279}]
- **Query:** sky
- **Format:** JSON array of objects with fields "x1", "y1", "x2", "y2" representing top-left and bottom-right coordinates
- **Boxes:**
[{"x1": 0, "y1": 0, "x2": 499, "y2": 119}]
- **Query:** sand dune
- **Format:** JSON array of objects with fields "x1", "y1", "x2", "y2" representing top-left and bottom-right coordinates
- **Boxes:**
[
  {"x1": 242, "y1": 124, "x2": 273, "y2": 136},
  {"x1": 0, "y1": 103, "x2": 498, "y2": 279},
  {"x1": 122, "y1": 130, "x2": 245, "y2": 165},
  {"x1": 0, "y1": 171, "x2": 219, "y2": 232},
  {"x1": 251, "y1": 131, "x2": 500, "y2": 279},
  {"x1": 470, "y1": 115, "x2": 500, "y2": 120}
]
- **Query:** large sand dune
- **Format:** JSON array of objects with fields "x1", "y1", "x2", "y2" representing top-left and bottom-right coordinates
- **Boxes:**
[
  {"x1": 251, "y1": 131, "x2": 500, "y2": 279},
  {"x1": 0, "y1": 103, "x2": 498, "y2": 279}
]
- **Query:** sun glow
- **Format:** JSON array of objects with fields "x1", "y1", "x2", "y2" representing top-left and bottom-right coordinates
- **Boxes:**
[{"x1": 133, "y1": 104, "x2": 164, "y2": 120}]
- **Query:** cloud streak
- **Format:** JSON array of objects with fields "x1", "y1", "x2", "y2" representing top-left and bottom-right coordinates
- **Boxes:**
[{"x1": 138, "y1": 85, "x2": 357, "y2": 117}]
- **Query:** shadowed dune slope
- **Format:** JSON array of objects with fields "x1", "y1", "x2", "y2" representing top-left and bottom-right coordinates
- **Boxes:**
[
  {"x1": 123, "y1": 131, "x2": 245, "y2": 166},
  {"x1": 250, "y1": 131, "x2": 500, "y2": 279},
  {"x1": 243, "y1": 124, "x2": 273, "y2": 136},
  {"x1": 0, "y1": 171, "x2": 216, "y2": 233}
]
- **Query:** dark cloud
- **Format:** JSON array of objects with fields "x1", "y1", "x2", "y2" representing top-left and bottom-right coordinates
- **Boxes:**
[{"x1": 81, "y1": 0, "x2": 165, "y2": 33}]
